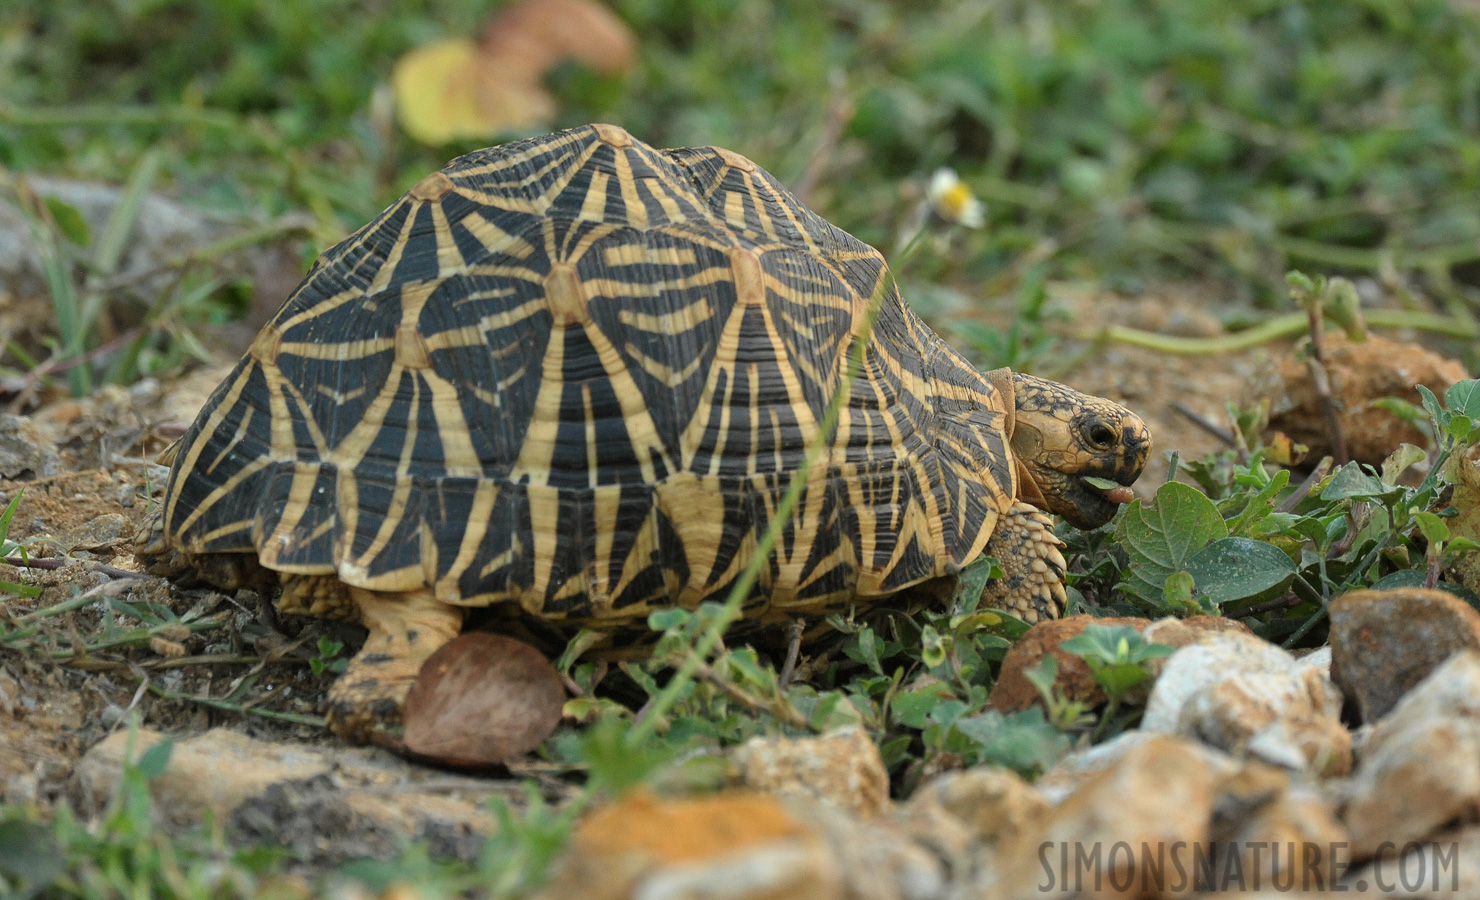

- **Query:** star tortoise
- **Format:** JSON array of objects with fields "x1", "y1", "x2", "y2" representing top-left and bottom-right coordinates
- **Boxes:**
[{"x1": 138, "y1": 124, "x2": 1151, "y2": 743}]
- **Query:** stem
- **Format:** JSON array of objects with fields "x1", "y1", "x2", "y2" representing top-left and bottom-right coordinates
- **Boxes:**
[{"x1": 1088, "y1": 309, "x2": 1476, "y2": 355}]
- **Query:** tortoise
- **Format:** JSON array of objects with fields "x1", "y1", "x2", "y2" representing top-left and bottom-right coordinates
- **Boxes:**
[{"x1": 138, "y1": 124, "x2": 1151, "y2": 744}]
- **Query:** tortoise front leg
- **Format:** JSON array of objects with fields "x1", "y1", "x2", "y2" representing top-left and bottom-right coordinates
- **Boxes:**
[
  {"x1": 326, "y1": 587, "x2": 463, "y2": 745},
  {"x1": 978, "y1": 501, "x2": 1068, "y2": 624}
]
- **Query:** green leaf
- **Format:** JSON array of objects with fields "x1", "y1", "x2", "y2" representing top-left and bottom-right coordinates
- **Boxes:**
[
  {"x1": 1183, "y1": 537, "x2": 1298, "y2": 608},
  {"x1": 43, "y1": 196, "x2": 91, "y2": 247},
  {"x1": 0, "y1": 818, "x2": 63, "y2": 895},
  {"x1": 1022, "y1": 654, "x2": 1058, "y2": 705},
  {"x1": 1319, "y1": 463, "x2": 1396, "y2": 501},
  {"x1": 847, "y1": 626, "x2": 885, "y2": 676},
  {"x1": 1163, "y1": 570, "x2": 1195, "y2": 609},
  {"x1": 94, "y1": 148, "x2": 162, "y2": 274},
  {"x1": 955, "y1": 708, "x2": 1070, "y2": 775},
  {"x1": 1082, "y1": 476, "x2": 1121, "y2": 491},
  {"x1": 920, "y1": 624, "x2": 947, "y2": 669},
  {"x1": 1418, "y1": 384, "x2": 1448, "y2": 430},
  {"x1": 1114, "y1": 481, "x2": 1227, "y2": 605},
  {"x1": 134, "y1": 737, "x2": 174, "y2": 779},
  {"x1": 646, "y1": 608, "x2": 688, "y2": 632},
  {"x1": 891, "y1": 685, "x2": 953, "y2": 730},
  {"x1": 0, "y1": 489, "x2": 24, "y2": 544},
  {"x1": 954, "y1": 555, "x2": 1001, "y2": 611},
  {"x1": 1446, "y1": 380, "x2": 1480, "y2": 420},
  {"x1": 1415, "y1": 511, "x2": 1451, "y2": 545},
  {"x1": 0, "y1": 580, "x2": 42, "y2": 598},
  {"x1": 1225, "y1": 468, "x2": 1290, "y2": 538}
]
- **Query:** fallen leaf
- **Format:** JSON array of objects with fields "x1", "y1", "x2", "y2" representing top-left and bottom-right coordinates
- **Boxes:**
[
  {"x1": 402, "y1": 632, "x2": 566, "y2": 767},
  {"x1": 393, "y1": 0, "x2": 635, "y2": 144}
]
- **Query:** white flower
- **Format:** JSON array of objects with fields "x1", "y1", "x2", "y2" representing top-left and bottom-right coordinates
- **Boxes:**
[{"x1": 927, "y1": 167, "x2": 985, "y2": 228}]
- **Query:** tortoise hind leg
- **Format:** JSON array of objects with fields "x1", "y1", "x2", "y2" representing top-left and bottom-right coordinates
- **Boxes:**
[
  {"x1": 978, "y1": 501, "x2": 1068, "y2": 624},
  {"x1": 326, "y1": 586, "x2": 463, "y2": 745}
]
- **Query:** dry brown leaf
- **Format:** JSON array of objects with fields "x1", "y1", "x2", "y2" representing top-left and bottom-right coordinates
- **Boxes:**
[
  {"x1": 402, "y1": 632, "x2": 565, "y2": 767},
  {"x1": 393, "y1": 0, "x2": 635, "y2": 145}
]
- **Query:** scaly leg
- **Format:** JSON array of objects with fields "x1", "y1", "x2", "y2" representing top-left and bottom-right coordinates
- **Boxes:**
[
  {"x1": 326, "y1": 587, "x2": 463, "y2": 745},
  {"x1": 978, "y1": 502, "x2": 1068, "y2": 624}
]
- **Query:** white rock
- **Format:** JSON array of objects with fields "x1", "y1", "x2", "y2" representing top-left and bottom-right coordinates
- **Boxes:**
[{"x1": 1142, "y1": 631, "x2": 1350, "y2": 775}]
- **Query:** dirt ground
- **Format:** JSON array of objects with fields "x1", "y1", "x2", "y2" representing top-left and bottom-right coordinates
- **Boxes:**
[{"x1": 0, "y1": 279, "x2": 1464, "y2": 822}]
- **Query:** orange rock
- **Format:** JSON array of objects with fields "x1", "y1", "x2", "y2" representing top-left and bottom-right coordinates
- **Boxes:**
[
  {"x1": 989, "y1": 616, "x2": 1150, "y2": 712},
  {"x1": 1330, "y1": 587, "x2": 1480, "y2": 724},
  {"x1": 1255, "y1": 333, "x2": 1467, "y2": 466},
  {"x1": 572, "y1": 791, "x2": 809, "y2": 863},
  {"x1": 544, "y1": 790, "x2": 841, "y2": 900}
]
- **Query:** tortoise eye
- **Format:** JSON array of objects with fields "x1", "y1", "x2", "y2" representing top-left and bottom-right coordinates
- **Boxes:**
[{"x1": 1086, "y1": 422, "x2": 1116, "y2": 450}]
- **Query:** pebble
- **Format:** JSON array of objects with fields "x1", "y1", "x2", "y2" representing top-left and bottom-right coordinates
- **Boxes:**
[
  {"x1": 1339, "y1": 650, "x2": 1480, "y2": 860},
  {"x1": 1141, "y1": 630, "x2": 1350, "y2": 775},
  {"x1": 730, "y1": 726, "x2": 890, "y2": 818},
  {"x1": 1329, "y1": 587, "x2": 1480, "y2": 724}
]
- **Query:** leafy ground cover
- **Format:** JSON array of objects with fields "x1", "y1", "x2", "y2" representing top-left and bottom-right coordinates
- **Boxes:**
[{"x1": 4, "y1": 1, "x2": 1480, "y2": 897}]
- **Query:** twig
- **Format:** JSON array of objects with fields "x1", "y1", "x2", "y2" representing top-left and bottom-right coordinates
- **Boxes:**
[
  {"x1": 1277, "y1": 457, "x2": 1334, "y2": 514},
  {"x1": 146, "y1": 684, "x2": 325, "y2": 727},
  {"x1": 1224, "y1": 592, "x2": 1305, "y2": 619},
  {"x1": 62, "y1": 654, "x2": 309, "y2": 672},
  {"x1": 1171, "y1": 402, "x2": 1236, "y2": 447},
  {"x1": 689, "y1": 653, "x2": 808, "y2": 730},
  {"x1": 778, "y1": 619, "x2": 805, "y2": 689},
  {"x1": 1302, "y1": 302, "x2": 1349, "y2": 465},
  {"x1": 4, "y1": 556, "x2": 149, "y2": 579}
]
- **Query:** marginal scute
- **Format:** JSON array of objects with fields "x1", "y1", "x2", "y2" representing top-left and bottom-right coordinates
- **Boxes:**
[
  {"x1": 248, "y1": 327, "x2": 282, "y2": 365},
  {"x1": 543, "y1": 263, "x2": 589, "y2": 325},
  {"x1": 591, "y1": 123, "x2": 634, "y2": 148},
  {"x1": 713, "y1": 146, "x2": 757, "y2": 173},
  {"x1": 409, "y1": 171, "x2": 454, "y2": 201}
]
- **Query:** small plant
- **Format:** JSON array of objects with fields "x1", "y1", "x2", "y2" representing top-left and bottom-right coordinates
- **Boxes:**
[
  {"x1": 1059, "y1": 624, "x2": 1174, "y2": 738},
  {"x1": 308, "y1": 635, "x2": 347, "y2": 675}
]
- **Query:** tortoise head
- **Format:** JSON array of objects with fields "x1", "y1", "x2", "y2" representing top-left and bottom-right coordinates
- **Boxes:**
[{"x1": 986, "y1": 369, "x2": 1152, "y2": 530}]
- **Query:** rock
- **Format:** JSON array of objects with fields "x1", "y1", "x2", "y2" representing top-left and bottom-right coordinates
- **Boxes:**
[
  {"x1": 990, "y1": 615, "x2": 1249, "y2": 714},
  {"x1": 1141, "y1": 630, "x2": 1350, "y2": 775},
  {"x1": 71, "y1": 727, "x2": 504, "y2": 861},
  {"x1": 989, "y1": 616, "x2": 1148, "y2": 712},
  {"x1": 0, "y1": 415, "x2": 58, "y2": 480},
  {"x1": 730, "y1": 726, "x2": 890, "y2": 818},
  {"x1": 72, "y1": 728, "x2": 329, "y2": 830},
  {"x1": 903, "y1": 765, "x2": 1048, "y2": 849},
  {"x1": 1211, "y1": 766, "x2": 1348, "y2": 890},
  {"x1": 896, "y1": 766, "x2": 1048, "y2": 882},
  {"x1": 1143, "y1": 614, "x2": 1255, "y2": 652},
  {"x1": 539, "y1": 790, "x2": 841, "y2": 900},
  {"x1": 792, "y1": 800, "x2": 948, "y2": 900},
  {"x1": 65, "y1": 512, "x2": 134, "y2": 551},
  {"x1": 983, "y1": 734, "x2": 1230, "y2": 898},
  {"x1": 986, "y1": 733, "x2": 1348, "y2": 897},
  {"x1": 1034, "y1": 730, "x2": 1239, "y2": 804},
  {"x1": 1329, "y1": 587, "x2": 1480, "y2": 724},
  {"x1": 1252, "y1": 333, "x2": 1468, "y2": 466},
  {"x1": 1340, "y1": 651, "x2": 1480, "y2": 859}
]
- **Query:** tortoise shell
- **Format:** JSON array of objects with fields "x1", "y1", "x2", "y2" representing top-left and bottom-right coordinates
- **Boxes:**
[{"x1": 154, "y1": 123, "x2": 1020, "y2": 624}]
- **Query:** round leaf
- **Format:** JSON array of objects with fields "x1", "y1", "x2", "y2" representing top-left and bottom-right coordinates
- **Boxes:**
[{"x1": 1184, "y1": 537, "x2": 1297, "y2": 608}]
